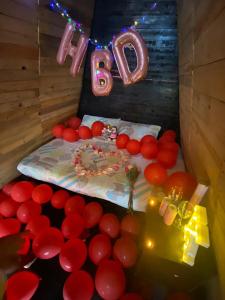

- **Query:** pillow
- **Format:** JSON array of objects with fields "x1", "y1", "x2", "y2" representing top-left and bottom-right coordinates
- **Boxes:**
[
  {"x1": 118, "y1": 120, "x2": 161, "y2": 139},
  {"x1": 81, "y1": 114, "x2": 121, "y2": 128}
]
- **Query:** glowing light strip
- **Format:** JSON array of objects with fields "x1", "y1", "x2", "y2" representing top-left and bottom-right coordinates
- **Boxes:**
[{"x1": 49, "y1": 0, "x2": 158, "y2": 49}]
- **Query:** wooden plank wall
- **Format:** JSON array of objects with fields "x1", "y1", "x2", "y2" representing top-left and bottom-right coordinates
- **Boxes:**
[
  {"x1": 0, "y1": 0, "x2": 41, "y2": 186},
  {"x1": 177, "y1": 1, "x2": 225, "y2": 298},
  {"x1": 0, "y1": 0, "x2": 95, "y2": 186},
  {"x1": 79, "y1": 0, "x2": 179, "y2": 133},
  {"x1": 39, "y1": 0, "x2": 95, "y2": 141}
]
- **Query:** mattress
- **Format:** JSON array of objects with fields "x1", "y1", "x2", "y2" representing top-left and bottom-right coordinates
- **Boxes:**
[{"x1": 17, "y1": 138, "x2": 185, "y2": 212}]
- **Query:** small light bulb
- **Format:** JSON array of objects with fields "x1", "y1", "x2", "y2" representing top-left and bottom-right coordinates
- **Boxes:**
[
  {"x1": 134, "y1": 21, "x2": 138, "y2": 26},
  {"x1": 149, "y1": 199, "x2": 156, "y2": 207},
  {"x1": 146, "y1": 239, "x2": 154, "y2": 249}
]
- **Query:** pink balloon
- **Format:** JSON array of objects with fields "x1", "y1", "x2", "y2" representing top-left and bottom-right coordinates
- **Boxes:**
[
  {"x1": 57, "y1": 22, "x2": 89, "y2": 77},
  {"x1": 95, "y1": 259, "x2": 126, "y2": 300},
  {"x1": 0, "y1": 218, "x2": 21, "y2": 238},
  {"x1": 63, "y1": 270, "x2": 94, "y2": 300},
  {"x1": 17, "y1": 200, "x2": 41, "y2": 223},
  {"x1": 112, "y1": 28, "x2": 148, "y2": 85},
  {"x1": 32, "y1": 227, "x2": 64, "y2": 259},
  {"x1": 61, "y1": 213, "x2": 85, "y2": 239},
  {"x1": 6, "y1": 271, "x2": 39, "y2": 300},
  {"x1": 91, "y1": 49, "x2": 113, "y2": 96},
  {"x1": 59, "y1": 238, "x2": 87, "y2": 272}
]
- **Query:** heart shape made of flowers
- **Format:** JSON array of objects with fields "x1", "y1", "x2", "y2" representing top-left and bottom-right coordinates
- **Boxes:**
[{"x1": 73, "y1": 143, "x2": 130, "y2": 177}]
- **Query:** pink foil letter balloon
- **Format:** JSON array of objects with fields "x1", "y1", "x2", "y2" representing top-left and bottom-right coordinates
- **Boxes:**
[
  {"x1": 91, "y1": 49, "x2": 113, "y2": 96},
  {"x1": 112, "y1": 28, "x2": 149, "y2": 85},
  {"x1": 57, "y1": 23, "x2": 89, "y2": 77}
]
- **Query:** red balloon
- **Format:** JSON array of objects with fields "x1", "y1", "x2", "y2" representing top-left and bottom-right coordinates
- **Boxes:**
[
  {"x1": 144, "y1": 163, "x2": 168, "y2": 186},
  {"x1": 32, "y1": 184, "x2": 53, "y2": 204},
  {"x1": 0, "y1": 197, "x2": 19, "y2": 217},
  {"x1": 120, "y1": 214, "x2": 140, "y2": 238},
  {"x1": 159, "y1": 141, "x2": 179, "y2": 154},
  {"x1": 140, "y1": 142, "x2": 158, "y2": 159},
  {"x1": 0, "y1": 191, "x2": 8, "y2": 203},
  {"x1": 164, "y1": 172, "x2": 197, "y2": 199},
  {"x1": 6, "y1": 271, "x2": 39, "y2": 300},
  {"x1": 17, "y1": 233, "x2": 31, "y2": 255},
  {"x1": 0, "y1": 218, "x2": 21, "y2": 238},
  {"x1": 52, "y1": 124, "x2": 65, "y2": 138},
  {"x1": 95, "y1": 259, "x2": 126, "y2": 300},
  {"x1": 11, "y1": 181, "x2": 34, "y2": 203},
  {"x1": 51, "y1": 190, "x2": 70, "y2": 209},
  {"x1": 113, "y1": 236, "x2": 138, "y2": 268},
  {"x1": 162, "y1": 130, "x2": 176, "y2": 140},
  {"x1": 140, "y1": 135, "x2": 157, "y2": 145},
  {"x1": 120, "y1": 293, "x2": 144, "y2": 300},
  {"x1": 83, "y1": 202, "x2": 103, "y2": 228},
  {"x1": 63, "y1": 270, "x2": 94, "y2": 300},
  {"x1": 79, "y1": 126, "x2": 92, "y2": 140},
  {"x1": 99, "y1": 213, "x2": 120, "y2": 239},
  {"x1": 32, "y1": 227, "x2": 64, "y2": 259},
  {"x1": 59, "y1": 238, "x2": 87, "y2": 272},
  {"x1": 158, "y1": 135, "x2": 175, "y2": 145},
  {"x1": 157, "y1": 149, "x2": 177, "y2": 169},
  {"x1": 91, "y1": 121, "x2": 105, "y2": 136},
  {"x1": 2, "y1": 182, "x2": 15, "y2": 196},
  {"x1": 61, "y1": 213, "x2": 85, "y2": 239},
  {"x1": 63, "y1": 128, "x2": 79, "y2": 142},
  {"x1": 26, "y1": 215, "x2": 50, "y2": 236},
  {"x1": 126, "y1": 139, "x2": 141, "y2": 155},
  {"x1": 17, "y1": 201, "x2": 41, "y2": 224},
  {"x1": 67, "y1": 116, "x2": 81, "y2": 129},
  {"x1": 89, "y1": 233, "x2": 112, "y2": 265},
  {"x1": 166, "y1": 292, "x2": 192, "y2": 300},
  {"x1": 65, "y1": 195, "x2": 86, "y2": 216},
  {"x1": 116, "y1": 134, "x2": 130, "y2": 149}
]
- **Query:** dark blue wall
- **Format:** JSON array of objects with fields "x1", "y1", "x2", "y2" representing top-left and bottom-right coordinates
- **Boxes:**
[{"x1": 78, "y1": 0, "x2": 179, "y2": 133}]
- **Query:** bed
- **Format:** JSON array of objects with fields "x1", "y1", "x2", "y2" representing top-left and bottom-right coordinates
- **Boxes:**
[{"x1": 17, "y1": 116, "x2": 185, "y2": 212}]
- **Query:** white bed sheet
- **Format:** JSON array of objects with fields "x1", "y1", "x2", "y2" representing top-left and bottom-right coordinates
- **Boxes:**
[{"x1": 17, "y1": 138, "x2": 185, "y2": 212}]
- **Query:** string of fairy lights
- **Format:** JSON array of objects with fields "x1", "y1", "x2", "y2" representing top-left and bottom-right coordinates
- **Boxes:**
[{"x1": 49, "y1": 0, "x2": 159, "y2": 49}]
